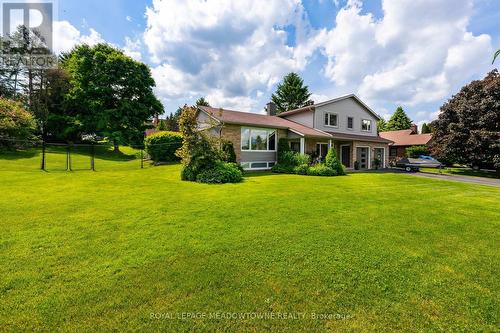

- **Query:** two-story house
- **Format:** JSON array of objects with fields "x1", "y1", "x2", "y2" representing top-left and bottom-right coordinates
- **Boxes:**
[{"x1": 196, "y1": 94, "x2": 392, "y2": 170}]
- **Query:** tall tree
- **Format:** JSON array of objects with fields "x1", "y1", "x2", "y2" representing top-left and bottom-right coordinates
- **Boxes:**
[
  {"x1": 195, "y1": 97, "x2": 210, "y2": 107},
  {"x1": 271, "y1": 72, "x2": 311, "y2": 113},
  {"x1": 165, "y1": 107, "x2": 183, "y2": 132},
  {"x1": 421, "y1": 123, "x2": 431, "y2": 134},
  {"x1": 63, "y1": 44, "x2": 163, "y2": 150},
  {"x1": 377, "y1": 118, "x2": 387, "y2": 132},
  {"x1": 430, "y1": 70, "x2": 500, "y2": 170},
  {"x1": 386, "y1": 106, "x2": 412, "y2": 131}
]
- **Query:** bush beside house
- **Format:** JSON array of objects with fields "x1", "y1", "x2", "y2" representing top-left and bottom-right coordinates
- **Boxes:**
[
  {"x1": 144, "y1": 131, "x2": 183, "y2": 163},
  {"x1": 177, "y1": 106, "x2": 243, "y2": 184},
  {"x1": 272, "y1": 141, "x2": 344, "y2": 177}
]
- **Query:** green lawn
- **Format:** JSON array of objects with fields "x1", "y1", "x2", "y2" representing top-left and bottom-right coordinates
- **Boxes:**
[
  {"x1": 1, "y1": 151, "x2": 499, "y2": 332},
  {"x1": 420, "y1": 167, "x2": 499, "y2": 179}
]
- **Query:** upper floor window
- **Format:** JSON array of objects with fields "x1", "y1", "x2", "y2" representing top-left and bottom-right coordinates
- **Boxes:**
[
  {"x1": 347, "y1": 117, "x2": 354, "y2": 129},
  {"x1": 361, "y1": 119, "x2": 372, "y2": 131},
  {"x1": 241, "y1": 127, "x2": 276, "y2": 151},
  {"x1": 324, "y1": 112, "x2": 338, "y2": 127}
]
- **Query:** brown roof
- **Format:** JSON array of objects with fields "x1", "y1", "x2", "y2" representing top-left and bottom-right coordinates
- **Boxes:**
[
  {"x1": 326, "y1": 132, "x2": 393, "y2": 143},
  {"x1": 198, "y1": 106, "x2": 332, "y2": 138},
  {"x1": 379, "y1": 129, "x2": 432, "y2": 146}
]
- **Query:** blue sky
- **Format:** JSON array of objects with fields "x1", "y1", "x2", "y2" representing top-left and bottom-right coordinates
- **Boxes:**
[{"x1": 54, "y1": 0, "x2": 499, "y2": 126}]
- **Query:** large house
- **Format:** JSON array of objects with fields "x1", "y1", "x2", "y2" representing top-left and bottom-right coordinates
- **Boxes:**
[
  {"x1": 196, "y1": 94, "x2": 392, "y2": 171},
  {"x1": 379, "y1": 126, "x2": 432, "y2": 162}
]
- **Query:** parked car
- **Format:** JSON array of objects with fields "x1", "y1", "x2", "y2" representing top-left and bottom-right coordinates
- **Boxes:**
[{"x1": 396, "y1": 156, "x2": 442, "y2": 172}]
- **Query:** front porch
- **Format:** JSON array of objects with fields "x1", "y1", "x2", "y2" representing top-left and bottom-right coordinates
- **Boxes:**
[{"x1": 288, "y1": 137, "x2": 389, "y2": 170}]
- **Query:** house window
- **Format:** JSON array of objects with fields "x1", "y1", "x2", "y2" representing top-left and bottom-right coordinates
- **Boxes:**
[
  {"x1": 390, "y1": 147, "x2": 398, "y2": 157},
  {"x1": 241, "y1": 161, "x2": 276, "y2": 170},
  {"x1": 324, "y1": 112, "x2": 338, "y2": 127},
  {"x1": 361, "y1": 119, "x2": 372, "y2": 131},
  {"x1": 241, "y1": 127, "x2": 277, "y2": 151},
  {"x1": 347, "y1": 117, "x2": 354, "y2": 129}
]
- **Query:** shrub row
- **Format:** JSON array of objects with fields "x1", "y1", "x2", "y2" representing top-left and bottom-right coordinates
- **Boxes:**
[
  {"x1": 144, "y1": 131, "x2": 183, "y2": 163},
  {"x1": 272, "y1": 145, "x2": 345, "y2": 177}
]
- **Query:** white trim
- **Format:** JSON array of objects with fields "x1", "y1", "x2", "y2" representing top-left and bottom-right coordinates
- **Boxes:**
[
  {"x1": 324, "y1": 112, "x2": 339, "y2": 128},
  {"x1": 289, "y1": 128, "x2": 305, "y2": 137},
  {"x1": 361, "y1": 119, "x2": 372, "y2": 132},
  {"x1": 374, "y1": 146, "x2": 387, "y2": 168},
  {"x1": 241, "y1": 161, "x2": 276, "y2": 171},
  {"x1": 299, "y1": 137, "x2": 305, "y2": 154},
  {"x1": 356, "y1": 145, "x2": 371, "y2": 169},
  {"x1": 241, "y1": 127, "x2": 277, "y2": 152},
  {"x1": 340, "y1": 144, "x2": 351, "y2": 168}
]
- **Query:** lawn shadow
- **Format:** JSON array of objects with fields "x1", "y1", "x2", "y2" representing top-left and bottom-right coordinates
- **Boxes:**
[{"x1": 0, "y1": 149, "x2": 39, "y2": 160}]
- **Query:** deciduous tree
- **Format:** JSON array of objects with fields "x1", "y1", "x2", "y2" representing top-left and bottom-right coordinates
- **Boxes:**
[
  {"x1": 430, "y1": 70, "x2": 500, "y2": 170},
  {"x1": 63, "y1": 44, "x2": 163, "y2": 151}
]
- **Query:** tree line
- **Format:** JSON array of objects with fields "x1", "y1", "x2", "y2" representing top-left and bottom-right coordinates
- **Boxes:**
[{"x1": 1, "y1": 26, "x2": 163, "y2": 151}]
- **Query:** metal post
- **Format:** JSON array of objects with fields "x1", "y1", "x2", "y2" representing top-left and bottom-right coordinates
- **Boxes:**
[
  {"x1": 41, "y1": 140, "x2": 46, "y2": 170},
  {"x1": 91, "y1": 143, "x2": 95, "y2": 171}
]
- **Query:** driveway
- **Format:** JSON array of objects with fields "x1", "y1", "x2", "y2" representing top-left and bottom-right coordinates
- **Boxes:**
[{"x1": 405, "y1": 171, "x2": 500, "y2": 187}]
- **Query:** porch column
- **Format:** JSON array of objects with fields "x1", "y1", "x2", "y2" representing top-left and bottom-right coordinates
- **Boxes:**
[
  {"x1": 300, "y1": 137, "x2": 305, "y2": 154},
  {"x1": 328, "y1": 140, "x2": 332, "y2": 149}
]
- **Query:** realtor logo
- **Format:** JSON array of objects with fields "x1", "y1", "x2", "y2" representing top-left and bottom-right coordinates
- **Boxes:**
[
  {"x1": 2, "y1": 1, "x2": 53, "y2": 49},
  {"x1": 1, "y1": 0, "x2": 56, "y2": 68}
]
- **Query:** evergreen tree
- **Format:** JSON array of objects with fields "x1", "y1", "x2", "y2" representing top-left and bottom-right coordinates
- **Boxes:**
[
  {"x1": 271, "y1": 72, "x2": 311, "y2": 113},
  {"x1": 421, "y1": 123, "x2": 431, "y2": 134},
  {"x1": 386, "y1": 106, "x2": 412, "y2": 131},
  {"x1": 377, "y1": 118, "x2": 387, "y2": 132},
  {"x1": 325, "y1": 147, "x2": 345, "y2": 175},
  {"x1": 195, "y1": 97, "x2": 210, "y2": 107}
]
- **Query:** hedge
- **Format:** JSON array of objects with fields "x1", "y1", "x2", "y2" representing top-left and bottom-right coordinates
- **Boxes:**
[{"x1": 144, "y1": 131, "x2": 183, "y2": 163}]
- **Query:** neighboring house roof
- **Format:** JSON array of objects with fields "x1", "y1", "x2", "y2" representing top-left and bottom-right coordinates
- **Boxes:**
[
  {"x1": 379, "y1": 129, "x2": 432, "y2": 146},
  {"x1": 276, "y1": 94, "x2": 382, "y2": 120},
  {"x1": 198, "y1": 106, "x2": 332, "y2": 138}
]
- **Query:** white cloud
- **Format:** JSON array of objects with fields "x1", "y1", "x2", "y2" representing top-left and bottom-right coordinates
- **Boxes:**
[
  {"x1": 321, "y1": 0, "x2": 492, "y2": 109},
  {"x1": 53, "y1": 20, "x2": 104, "y2": 54},
  {"x1": 123, "y1": 37, "x2": 142, "y2": 61},
  {"x1": 137, "y1": 0, "x2": 492, "y2": 115},
  {"x1": 143, "y1": 0, "x2": 319, "y2": 110},
  {"x1": 126, "y1": 16, "x2": 132, "y2": 22}
]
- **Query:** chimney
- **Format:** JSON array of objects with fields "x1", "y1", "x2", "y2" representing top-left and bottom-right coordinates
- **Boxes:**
[
  {"x1": 266, "y1": 102, "x2": 277, "y2": 116},
  {"x1": 410, "y1": 124, "x2": 418, "y2": 134}
]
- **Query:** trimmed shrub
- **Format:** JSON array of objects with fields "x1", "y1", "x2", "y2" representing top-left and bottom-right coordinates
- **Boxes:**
[
  {"x1": 294, "y1": 153, "x2": 311, "y2": 166},
  {"x1": 293, "y1": 164, "x2": 309, "y2": 175},
  {"x1": 406, "y1": 145, "x2": 429, "y2": 158},
  {"x1": 325, "y1": 147, "x2": 345, "y2": 175},
  {"x1": 271, "y1": 163, "x2": 295, "y2": 174},
  {"x1": 145, "y1": 131, "x2": 183, "y2": 163},
  {"x1": 221, "y1": 140, "x2": 237, "y2": 163},
  {"x1": 307, "y1": 164, "x2": 337, "y2": 176},
  {"x1": 196, "y1": 162, "x2": 243, "y2": 184}
]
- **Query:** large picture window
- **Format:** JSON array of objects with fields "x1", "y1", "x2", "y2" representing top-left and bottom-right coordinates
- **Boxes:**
[{"x1": 241, "y1": 127, "x2": 276, "y2": 151}]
